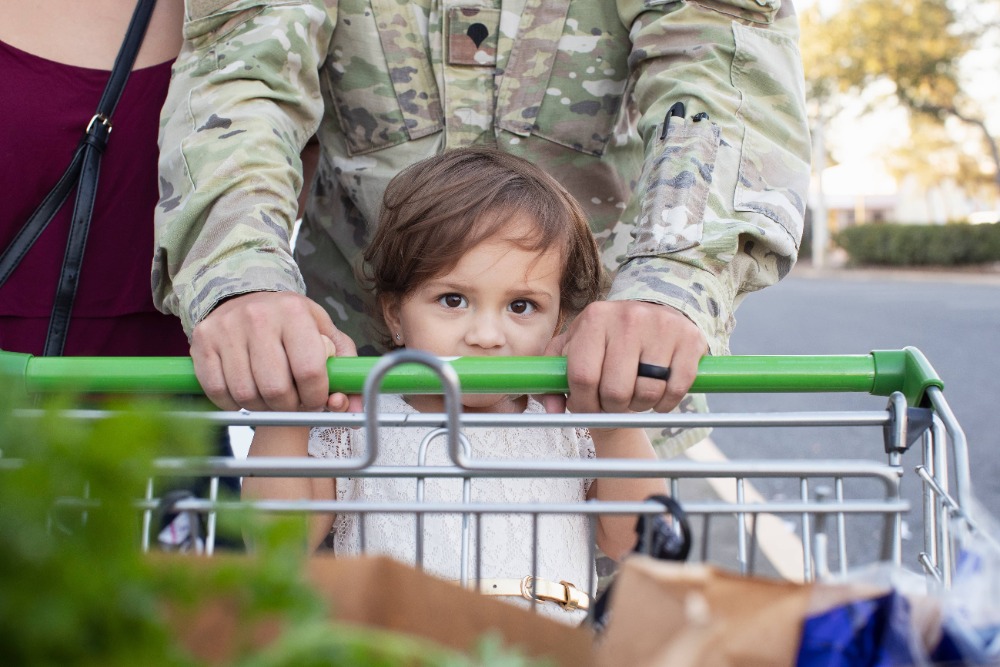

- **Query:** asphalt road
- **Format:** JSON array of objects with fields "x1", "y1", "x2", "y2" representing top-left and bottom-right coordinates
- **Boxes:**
[{"x1": 704, "y1": 265, "x2": 1000, "y2": 574}]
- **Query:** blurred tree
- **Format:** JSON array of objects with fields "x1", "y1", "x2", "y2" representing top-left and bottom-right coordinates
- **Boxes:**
[
  {"x1": 886, "y1": 116, "x2": 997, "y2": 200},
  {"x1": 800, "y1": 0, "x2": 1000, "y2": 196}
]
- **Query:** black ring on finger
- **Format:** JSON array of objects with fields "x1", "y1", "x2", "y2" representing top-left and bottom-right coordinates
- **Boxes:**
[{"x1": 637, "y1": 362, "x2": 671, "y2": 382}]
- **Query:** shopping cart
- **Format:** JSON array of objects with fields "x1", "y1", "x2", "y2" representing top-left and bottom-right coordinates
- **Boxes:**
[{"x1": 0, "y1": 346, "x2": 984, "y2": 613}]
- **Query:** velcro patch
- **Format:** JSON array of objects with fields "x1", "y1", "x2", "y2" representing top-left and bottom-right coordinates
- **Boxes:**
[{"x1": 447, "y1": 6, "x2": 500, "y2": 66}]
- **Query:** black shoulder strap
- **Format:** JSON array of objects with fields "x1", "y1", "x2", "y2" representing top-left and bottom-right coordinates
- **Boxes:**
[{"x1": 0, "y1": 0, "x2": 158, "y2": 356}]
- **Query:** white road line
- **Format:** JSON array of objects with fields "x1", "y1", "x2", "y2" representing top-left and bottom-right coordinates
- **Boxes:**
[
  {"x1": 230, "y1": 426, "x2": 253, "y2": 459},
  {"x1": 684, "y1": 436, "x2": 807, "y2": 582}
]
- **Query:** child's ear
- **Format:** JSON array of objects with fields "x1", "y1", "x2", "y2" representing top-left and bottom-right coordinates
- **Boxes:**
[{"x1": 381, "y1": 295, "x2": 403, "y2": 339}]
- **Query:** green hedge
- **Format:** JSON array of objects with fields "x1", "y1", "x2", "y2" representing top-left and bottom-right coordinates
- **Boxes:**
[{"x1": 834, "y1": 222, "x2": 1000, "y2": 267}]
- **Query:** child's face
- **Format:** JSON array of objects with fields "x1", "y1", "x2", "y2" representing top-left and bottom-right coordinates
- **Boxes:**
[{"x1": 384, "y1": 214, "x2": 563, "y2": 412}]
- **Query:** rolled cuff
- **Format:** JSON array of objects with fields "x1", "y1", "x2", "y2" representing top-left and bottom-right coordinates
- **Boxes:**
[
  {"x1": 607, "y1": 256, "x2": 735, "y2": 356},
  {"x1": 174, "y1": 249, "x2": 306, "y2": 335}
]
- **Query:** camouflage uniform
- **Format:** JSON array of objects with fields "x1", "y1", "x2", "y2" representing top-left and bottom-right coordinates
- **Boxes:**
[{"x1": 155, "y1": 0, "x2": 811, "y2": 454}]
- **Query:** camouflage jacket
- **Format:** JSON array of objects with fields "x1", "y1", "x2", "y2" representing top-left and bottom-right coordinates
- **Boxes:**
[{"x1": 155, "y1": 0, "x2": 810, "y2": 358}]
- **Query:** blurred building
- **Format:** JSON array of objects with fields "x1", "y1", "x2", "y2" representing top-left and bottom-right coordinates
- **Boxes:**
[{"x1": 809, "y1": 158, "x2": 995, "y2": 230}]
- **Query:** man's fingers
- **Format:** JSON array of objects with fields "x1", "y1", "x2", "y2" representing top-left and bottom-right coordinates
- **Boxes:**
[
  {"x1": 628, "y1": 365, "x2": 673, "y2": 413},
  {"x1": 249, "y1": 337, "x2": 302, "y2": 412},
  {"x1": 190, "y1": 347, "x2": 240, "y2": 411},
  {"x1": 654, "y1": 345, "x2": 702, "y2": 414},
  {"x1": 561, "y1": 301, "x2": 708, "y2": 415},
  {"x1": 562, "y1": 312, "x2": 607, "y2": 414},
  {"x1": 274, "y1": 297, "x2": 346, "y2": 411},
  {"x1": 190, "y1": 292, "x2": 356, "y2": 412},
  {"x1": 570, "y1": 302, "x2": 643, "y2": 414},
  {"x1": 282, "y1": 332, "x2": 332, "y2": 411},
  {"x1": 199, "y1": 314, "x2": 275, "y2": 412},
  {"x1": 636, "y1": 362, "x2": 671, "y2": 381}
]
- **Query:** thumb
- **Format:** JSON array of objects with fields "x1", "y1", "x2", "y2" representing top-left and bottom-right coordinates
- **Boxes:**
[
  {"x1": 320, "y1": 330, "x2": 360, "y2": 409},
  {"x1": 320, "y1": 335, "x2": 337, "y2": 358},
  {"x1": 328, "y1": 327, "x2": 358, "y2": 358},
  {"x1": 326, "y1": 391, "x2": 364, "y2": 414},
  {"x1": 539, "y1": 393, "x2": 567, "y2": 414},
  {"x1": 309, "y1": 300, "x2": 357, "y2": 357}
]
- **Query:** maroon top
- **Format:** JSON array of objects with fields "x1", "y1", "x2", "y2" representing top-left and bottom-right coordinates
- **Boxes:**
[{"x1": 0, "y1": 39, "x2": 189, "y2": 357}]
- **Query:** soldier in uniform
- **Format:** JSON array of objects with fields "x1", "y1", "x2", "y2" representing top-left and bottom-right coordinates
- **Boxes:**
[{"x1": 154, "y1": 0, "x2": 810, "y2": 455}]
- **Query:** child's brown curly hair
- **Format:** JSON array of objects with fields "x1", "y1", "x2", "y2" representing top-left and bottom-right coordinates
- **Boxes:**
[{"x1": 360, "y1": 146, "x2": 607, "y2": 351}]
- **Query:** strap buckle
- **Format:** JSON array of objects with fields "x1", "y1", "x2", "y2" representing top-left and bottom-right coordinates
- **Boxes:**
[
  {"x1": 85, "y1": 114, "x2": 113, "y2": 137},
  {"x1": 520, "y1": 576, "x2": 590, "y2": 611}
]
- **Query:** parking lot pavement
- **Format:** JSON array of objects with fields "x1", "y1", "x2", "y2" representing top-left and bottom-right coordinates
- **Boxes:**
[{"x1": 674, "y1": 436, "x2": 801, "y2": 582}]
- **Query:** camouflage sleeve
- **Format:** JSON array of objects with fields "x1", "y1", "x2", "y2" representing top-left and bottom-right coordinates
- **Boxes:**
[
  {"x1": 153, "y1": 0, "x2": 334, "y2": 335},
  {"x1": 609, "y1": 0, "x2": 810, "y2": 355}
]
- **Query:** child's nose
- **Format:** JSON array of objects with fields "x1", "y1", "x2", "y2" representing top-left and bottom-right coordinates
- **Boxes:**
[{"x1": 465, "y1": 312, "x2": 505, "y2": 349}]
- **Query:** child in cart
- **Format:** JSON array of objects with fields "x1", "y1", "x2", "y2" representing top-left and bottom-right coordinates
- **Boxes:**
[{"x1": 244, "y1": 146, "x2": 667, "y2": 621}]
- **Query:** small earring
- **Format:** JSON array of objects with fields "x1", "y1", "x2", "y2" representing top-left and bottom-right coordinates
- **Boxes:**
[{"x1": 395, "y1": 333, "x2": 401, "y2": 342}]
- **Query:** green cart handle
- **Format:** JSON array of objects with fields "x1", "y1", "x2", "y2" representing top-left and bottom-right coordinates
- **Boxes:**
[{"x1": 0, "y1": 347, "x2": 943, "y2": 407}]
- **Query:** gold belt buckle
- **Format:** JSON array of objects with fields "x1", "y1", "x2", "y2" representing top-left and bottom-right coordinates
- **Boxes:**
[
  {"x1": 520, "y1": 576, "x2": 589, "y2": 611},
  {"x1": 558, "y1": 579, "x2": 590, "y2": 611}
]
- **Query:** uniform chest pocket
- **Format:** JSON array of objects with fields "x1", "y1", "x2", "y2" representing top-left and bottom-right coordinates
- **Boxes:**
[
  {"x1": 496, "y1": 0, "x2": 630, "y2": 157},
  {"x1": 325, "y1": 0, "x2": 443, "y2": 156}
]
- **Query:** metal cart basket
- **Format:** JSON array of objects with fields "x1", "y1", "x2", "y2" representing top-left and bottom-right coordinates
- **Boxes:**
[{"x1": 0, "y1": 346, "x2": 984, "y2": 615}]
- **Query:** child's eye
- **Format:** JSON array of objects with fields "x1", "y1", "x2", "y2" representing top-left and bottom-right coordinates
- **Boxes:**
[
  {"x1": 508, "y1": 299, "x2": 536, "y2": 315},
  {"x1": 438, "y1": 294, "x2": 467, "y2": 308}
]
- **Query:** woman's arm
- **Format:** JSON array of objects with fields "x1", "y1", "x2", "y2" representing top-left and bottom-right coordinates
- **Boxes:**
[
  {"x1": 242, "y1": 426, "x2": 336, "y2": 551},
  {"x1": 587, "y1": 428, "x2": 668, "y2": 561}
]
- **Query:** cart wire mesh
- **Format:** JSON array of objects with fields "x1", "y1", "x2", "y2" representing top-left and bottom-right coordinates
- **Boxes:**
[{"x1": 0, "y1": 346, "x2": 982, "y2": 615}]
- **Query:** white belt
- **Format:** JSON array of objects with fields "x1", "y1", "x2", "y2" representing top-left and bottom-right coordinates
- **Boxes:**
[{"x1": 469, "y1": 576, "x2": 590, "y2": 611}]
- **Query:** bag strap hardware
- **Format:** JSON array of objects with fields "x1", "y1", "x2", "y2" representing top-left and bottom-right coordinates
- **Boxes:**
[{"x1": 83, "y1": 114, "x2": 114, "y2": 152}]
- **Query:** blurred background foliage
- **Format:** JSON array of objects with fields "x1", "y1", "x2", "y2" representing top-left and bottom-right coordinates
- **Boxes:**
[
  {"x1": 0, "y1": 396, "x2": 544, "y2": 666},
  {"x1": 800, "y1": 0, "x2": 1000, "y2": 197}
]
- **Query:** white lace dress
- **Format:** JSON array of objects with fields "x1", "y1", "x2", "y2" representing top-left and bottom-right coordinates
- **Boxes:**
[{"x1": 308, "y1": 394, "x2": 596, "y2": 621}]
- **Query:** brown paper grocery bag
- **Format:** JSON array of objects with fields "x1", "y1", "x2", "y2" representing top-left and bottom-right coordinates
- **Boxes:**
[
  {"x1": 594, "y1": 556, "x2": 927, "y2": 667},
  {"x1": 595, "y1": 557, "x2": 815, "y2": 667},
  {"x1": 168, "y1": 554, "x2": 596, "y2": 666}
]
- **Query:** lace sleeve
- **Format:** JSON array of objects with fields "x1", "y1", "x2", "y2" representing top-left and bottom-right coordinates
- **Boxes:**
[
  {"x1": 307, "y1": 426, "x2": 355, "y2": 535},
  {"x1": 307, "y1": 426, "x2": 353, "y2": 459}
]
